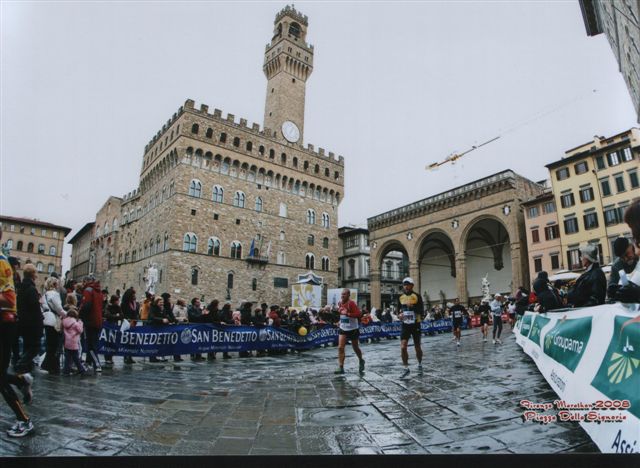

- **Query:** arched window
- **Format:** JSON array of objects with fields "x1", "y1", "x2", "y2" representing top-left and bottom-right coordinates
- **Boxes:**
[
  {"x1": 191, "y1": 123, "x2": 199, "y2": 134},
  {"x1": 191, "y1": 267, "x2": 199, "y2": 285},
  {"x1": 314, "y1": 164, "x2": 320, "y2": 174},
  {"x1": 183, "y1": 233, "x2": 197, "y2": 252},
  {"x1": 16, "y1": 241, "x2": 23, "y2": 251},
  {"x1": 48, "y1": 263, "x2": 55, "y2": 274},
  {"x1": 322, "y1": 213, "x2": 330, "y2": 228},
  {"x1": 5, "y1": 239, "x2": 13, "y2": 250},
  {"x1": 305, "y1": 253, "x2": 315, "y2": 270},
  {"x1": 323, "y1": 237, "x2": 329, "y2": 248},
  {"x1": 112, "y1": 218, "x2": 118, "y2": 231},
  {"x1": 322, "y1": 257, "x2": 330, "y2": 271},
  {"x1": 307, "y1": 209, "x2": 316, "y2": 225},
  {"x1": 49, "y1": 246, "x2": 56, "y2": 256},
  {"x1": 104, "y1": 221, "x2": 109, "y2": 234},
  {"x1": 125, "y1": 252, "x2": 130, "y2": 263},
  {"x1": 259, "y1": 145, "x2": 265, "y2": 155},
  {"x1": 269, "y1": 149, "x2": 275, "y2": 159},
  {"x1": 233, "y1": 137, "x2": 240, "y2": 147},
  {"x1": 188, "y1": 179, "x2": 202, "y2": 197},
  {"x1": 213, "y1": 185, "x2": 224, "y2": 203},
  {"x1": 156, "y1": 235, "x2": 161, "y2": 254},
  {"x1": 144, "y1": 243, "x2": 149, "y2": 257},
  {"x1": 303, "y1": 161, "x2": 309, "y2": 171},
  {"x1": 279, "y1": 230, "x2": 285, "y2": 240},
  {"x1": 206, "y1": 128, "x2": 213, "y2": 138},
  {"x1": 220, "y1": 132, "x2": 227, "y2": 143},
  {"x1": 325, "y1": 168, "x2": 330, "y2": 177},
  {"x1": 281, "y1": 153, "x2": 287, "y2": 164},
  {"x1": 38, "y1": 244, "x2": 45, "y2": 254},
  {"x1": 207, "y1": 237, "x2": 221, "y2": 256},
  {"x1": 230, "y1": 241, "x2": 242, "y2": 259},
  {"x1": 233, "y1": 191, "x2": 245, "y2": 208},
  {"x1": 293, "y1": 157, "x2": 298, "y2": 168},
  {"x1": 279, "y1": 203, "x2": 287, "y2": 217},
  {"x1": 307, "y1": 234, "x2": 314, "y2": 246},
  {"x1": 255, "y1": 197, "x2": 263, "y2": 212},
  {"x1": 227, "y1": 272, "x2": 234, "y2": 289},
  {"x1": 169, "y1": 180, "x2": 175, "y2": 196},
  {"x1": 246, "y1": 141, "x2": 253, "y2": 152},
  {"x1": 277, "y1": 251, "x2": 286, "y2": 265},
  {"x1": 164, "y1": 233, "x2": 169, "y2": 251},
  {"x1": 36, "y1": 262, "x2": 44, "y2": 272}
]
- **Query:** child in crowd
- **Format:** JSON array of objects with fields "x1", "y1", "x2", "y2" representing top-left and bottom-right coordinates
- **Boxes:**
[{"x1": 62, "y1": 307, "x2": 87, "y2": 376}]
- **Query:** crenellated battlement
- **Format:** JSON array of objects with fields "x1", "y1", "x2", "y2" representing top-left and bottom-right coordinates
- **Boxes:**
[
  {"x1": 275, "y1": 4, "x2": 308, "y2": 26},
  {"x1": 144, "y1": 99, "x2": 343, "y2": 165},
  {"x1": 122, "y1": 188, "x2": 140, "y2": 203}
]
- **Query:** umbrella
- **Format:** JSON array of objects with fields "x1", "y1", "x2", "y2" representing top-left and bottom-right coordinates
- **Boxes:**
[{"x1": 548, "y1": 271, "x2": 580, "y2": 281}]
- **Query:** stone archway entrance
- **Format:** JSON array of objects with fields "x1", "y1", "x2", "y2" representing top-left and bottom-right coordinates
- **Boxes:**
[
  {"x1": 464, "y1": 218, "x2": 512, "y2": 300},
  {"x1": 418, "y1": 231, "x2": 456, "y2": 307},
  {"x1": 376, "y1": 241, "x2": 409, "y2": 309}
]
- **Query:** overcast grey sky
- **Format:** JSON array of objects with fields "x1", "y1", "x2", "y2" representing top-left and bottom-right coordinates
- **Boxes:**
[{"x1": 1, "y1": 1, "x2": 637, "y2": 273}]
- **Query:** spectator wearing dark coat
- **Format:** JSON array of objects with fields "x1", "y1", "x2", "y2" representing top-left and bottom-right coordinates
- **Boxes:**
[
  {"x1": 613, "y1": 201, "x2": 640, "y2": 303},
  {"x1": 607, "y1": 237, "x2": 639, "y2": 301},
  {"x1": 533, "y1": 278, "x2": 561, "y2": 313},
  {"x1": 103, "y1": 295, "x2": 123, "y2": 366},
  {"x1": 15, "y1": 264, "x2": 42, "y2": 374},
  {"x1": 567, "y1": 244, "x2": 607, "y2": 308}
]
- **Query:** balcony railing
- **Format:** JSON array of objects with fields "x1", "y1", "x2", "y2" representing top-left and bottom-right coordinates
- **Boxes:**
[{"x1": 246, "y1": 254, "x2": 269, "y2": 264}]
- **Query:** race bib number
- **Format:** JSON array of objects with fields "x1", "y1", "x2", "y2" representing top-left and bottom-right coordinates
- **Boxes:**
[
  {"x1": 340, "y1": 316, "x2": 349, "y2": 325},
  {"x1": 403, "y1": 311, "x2": 415, "y2": 324}
]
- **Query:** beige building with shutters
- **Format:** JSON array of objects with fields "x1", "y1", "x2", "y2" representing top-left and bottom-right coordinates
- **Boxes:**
[
  {"x1": 70, "y1": 5, "x2": 344, "y2": 305},
  {"x1": 545, "y1": 128, "x2": 640, "y2": 271},
  {"x1": 521, "y1": 186, "x2": 563, "y2": 282},
  {"x1": 0, "y1": 215, "x2": 71, "y2": 291}
]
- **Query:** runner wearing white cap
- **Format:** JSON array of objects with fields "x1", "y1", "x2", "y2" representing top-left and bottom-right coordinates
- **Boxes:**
[{"x1": 397, "y1": 277, "x2": 425, "y2": 378}]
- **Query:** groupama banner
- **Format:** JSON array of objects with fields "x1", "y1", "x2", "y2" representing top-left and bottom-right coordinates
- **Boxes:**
[
  {"x1": 515, "y1": 304, "x2": 640, "y2": 454},
  {"x1": 98, "y1": 319, "x2": 453, "y2": 357}
]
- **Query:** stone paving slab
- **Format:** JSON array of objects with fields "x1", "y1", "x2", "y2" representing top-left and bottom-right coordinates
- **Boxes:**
[{"x1": 0, "y1": 326, "x2": 599, "y2": 455}]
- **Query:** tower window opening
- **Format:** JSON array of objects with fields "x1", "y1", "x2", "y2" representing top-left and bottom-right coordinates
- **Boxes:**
[{"x1": 289, "y1": 22, "x2": 301, "y2": 38}]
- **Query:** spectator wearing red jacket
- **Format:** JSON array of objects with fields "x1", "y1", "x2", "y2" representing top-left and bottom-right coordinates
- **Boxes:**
[{"x1": 79, "y1": 276, "x2": 103, "y2": 373}]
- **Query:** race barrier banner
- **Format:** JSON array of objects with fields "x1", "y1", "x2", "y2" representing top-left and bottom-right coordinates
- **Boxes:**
[
  {"x1": 514, "y1": 303, "x2": 640, "y2": 454},
  {"x1": 98, "y1": 319, "x2": 453, "y2": 356}
]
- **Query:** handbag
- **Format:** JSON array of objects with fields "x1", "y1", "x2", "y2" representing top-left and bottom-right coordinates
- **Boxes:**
[{"x1": 44, "y1": 295, "x2": 63, "y2": 332}]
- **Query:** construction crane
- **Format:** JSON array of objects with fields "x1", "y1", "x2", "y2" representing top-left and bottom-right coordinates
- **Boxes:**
[
  {"x1": 426, "y1": 89, "x2": 598, "y2": 171},
  {"x1": 426, "y1": 136, "x2": 500, "y2": 171}
]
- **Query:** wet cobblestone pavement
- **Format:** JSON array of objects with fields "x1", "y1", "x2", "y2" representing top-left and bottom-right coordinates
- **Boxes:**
[{"x1": 0, "y1": 326, "x2": 599, "y2": 456}]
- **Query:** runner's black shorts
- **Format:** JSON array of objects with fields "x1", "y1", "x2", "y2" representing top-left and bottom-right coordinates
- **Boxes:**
[
  {"x1": 400, "y1": 323, "x2": 421, "y2": 343},
  {"x1": 480, "y1": 316, "x2": 490, "y2": 326},
  {"x1": 452, "y1": 319, "x2": 463, "y2": 330},
  {"x1": 338, "y1": 328, "x2": 360, "y2": 340}
]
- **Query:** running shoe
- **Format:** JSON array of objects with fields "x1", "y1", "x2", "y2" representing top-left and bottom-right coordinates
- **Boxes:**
[
  {"x1": 456, "y1": 341, "x2": 460, "y2": 347},
  {"x1": 496, "y1": 339, "x2": 502, "y2": 344},
  {"x1": 20, "y1": 373, "x2": 33, "y2": 404},
  {"x1": 417, "y1": 363, "x2": 423, "y2": 372},
  {"x1": 400, "y1": 367, "x2": 410, "y2": 378},
  {"x1": 492, "y1": 339, "x2": 496, "y2": 344},
  {"x1": 359, "y1": 359, "x2": 365, "y2": 373},
  {"x1": 334, "y1": 367, "x2": 345, "y2": 375},
  {"x1": 7, "y1": 420, "x2": 34, "y2": 438},
  {"x1": 483, "y1": 337, "x2": 487, "y2": 342}
]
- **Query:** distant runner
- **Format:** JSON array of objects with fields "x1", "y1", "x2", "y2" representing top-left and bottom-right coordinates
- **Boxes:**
[
  {"x1": 478, "y1": 300, "x2": 490, "y2": 342},
  {"x1": 335, "y1": 289, "x2": 365, "y2": 375},
  {"x1": 490, "y1": 293, "x2": 504, "y2": 344},
  {"x1": 450, "y1": 298, "x2": 465, "y2": 347}
]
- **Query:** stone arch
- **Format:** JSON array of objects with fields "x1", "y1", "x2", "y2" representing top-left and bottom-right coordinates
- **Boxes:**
[
  {"x1": 414, "y1": 229, "x2": 457, "y2": 305},
  {"x1": 461, "y1": 215, "x2": 512, "y2": 299}
]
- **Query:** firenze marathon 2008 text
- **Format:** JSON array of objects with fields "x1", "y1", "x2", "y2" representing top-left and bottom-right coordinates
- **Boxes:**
[{"x1": 520, "y1": 399, "x2": 631, "y2": 424}]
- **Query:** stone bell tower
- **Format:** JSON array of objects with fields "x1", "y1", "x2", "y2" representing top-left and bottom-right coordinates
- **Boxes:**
[{"x1": 263, "y1": 5, "x2": 314, "y2": 145}]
